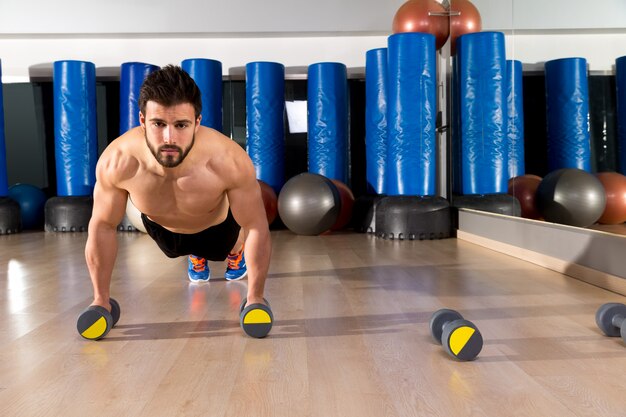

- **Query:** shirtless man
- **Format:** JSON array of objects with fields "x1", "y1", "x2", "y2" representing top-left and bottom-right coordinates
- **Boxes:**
[{"x1": 84, "y1": 65, "x2": 271, "y2": 315}]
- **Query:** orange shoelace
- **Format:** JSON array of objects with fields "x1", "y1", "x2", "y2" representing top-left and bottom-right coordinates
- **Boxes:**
[
  {"x1": 227, "y1": 245, "x2": 244, "y2": 270},
  {"x1": 190, "y1": 256, "x2": 207, "y2": 272}
]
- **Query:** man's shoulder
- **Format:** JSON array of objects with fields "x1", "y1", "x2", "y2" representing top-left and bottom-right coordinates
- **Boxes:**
[
  {"x1": 97, "y1": 130, "x2": 142, "y2": 183},
  {"x1": 196, "y1": 125, "x2": 231, "y2": 143},
  {"x1": 200, "y1": 137, "x2": 254, "y2": 185},
  {"x1": 196, "y1": 127, "x2": 246, "y2": 159}
]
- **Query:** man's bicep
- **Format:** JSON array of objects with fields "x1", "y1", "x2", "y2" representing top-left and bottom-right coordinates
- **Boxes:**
[
  {"x1": 228, "y1": 177, "x2": 266, "y2": 229},
  {"x1": 91, "y1": 179, "x2": 128, "y2": 228}
]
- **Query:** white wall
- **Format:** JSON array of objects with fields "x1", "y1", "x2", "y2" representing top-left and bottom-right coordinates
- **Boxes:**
[
  {"x1": 0, "y1": 0, "x2": 405, "y2": 35},
  {"x1": 1, "y1": 0, "x2": 626, "y2": 82},
  {"x1": 474, "y1": 0, "x2": 626, "y2": 31},
  {"x1": 509, "y1": 33, "x2": 626, "y2": 73},
  {"x1": 510, "y1": 0, "x2": 626, "y2": 31},
  {"x1": 2, "y1": 33, "x2": 626, "y2": 83},
  {"x1": 1, "y1": 0, "x2": 623, "y2": 34},
  {"x1": 0, "y1": 35, "x2": 392, "y2": 82}
]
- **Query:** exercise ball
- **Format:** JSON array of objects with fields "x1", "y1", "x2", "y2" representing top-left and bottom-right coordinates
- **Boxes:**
[
  {"x1": 595, "y1": 172, "x2": 626, "y2": 224},
  {"x1": 536, "y1": 168, "x2": 606, "y2": 227},
  {"x1": 507, "y1": 174, "x2": 542, "y2": 220},
  {"x1": 392, "y1": 0, "x2": 449, "y2": 50},
  {"x1": 258, "y1": 180, "x2": 278, "y2": 225},
  {"x1": 126, "y1": 196, "x2": 147, "y2": 233},
  {"x1": 449, "y1": 0, "x2": 482, "y2": 54},
  {"x1": 277, "y1": 173, "x2": 340, "y2": 235},
  {"x1": 329, "y1": 179, "x2": 355, "y2": 231},
  {"x1": 8, "y1": 183, "x2": 47, "y2": 229}
]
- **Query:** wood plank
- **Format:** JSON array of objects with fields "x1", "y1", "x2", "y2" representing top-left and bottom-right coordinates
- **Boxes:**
[{"x1": 1, "y1": 230, "x2": 626, "y2": 416}]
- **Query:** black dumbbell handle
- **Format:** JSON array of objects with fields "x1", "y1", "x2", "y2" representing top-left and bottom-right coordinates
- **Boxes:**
[{"x1": 612, "y1": 314, "x2": 625, "y2": 329}]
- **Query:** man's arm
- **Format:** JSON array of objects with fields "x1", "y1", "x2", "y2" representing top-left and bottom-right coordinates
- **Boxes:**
[
  {"x1": 84, "y1": 160, "x2": 129, "y2": 311},
  {"x1": 225, "y1": 151, "x2": 271, "y2": 306}
]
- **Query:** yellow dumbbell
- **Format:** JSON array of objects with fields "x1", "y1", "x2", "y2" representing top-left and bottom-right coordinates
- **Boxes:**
[
  {"x1": 76, "y1": 298, "x2": 121, "y2": 340},
  {"x1": 239, "y1": 298, "x2": 273, "y2": 338},
  {"x1": 429, "y1": 308, "x2": 482, "y2": 361}
]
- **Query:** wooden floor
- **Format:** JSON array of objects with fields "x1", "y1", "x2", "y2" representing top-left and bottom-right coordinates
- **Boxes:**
[{"x1": 2, "y1": 229, "x2": 626, "y2": 417}]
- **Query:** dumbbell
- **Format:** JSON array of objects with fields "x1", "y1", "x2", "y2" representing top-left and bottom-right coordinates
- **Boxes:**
[
  {"x1": 239, "y1": 298, "x2": 273, "y2": 338},
  {"x1": 77, "y1": 298, "x2": 121, "y2": 341},
  {"x1": 429, "y1": 308, "x2": 483, "y2": 361},
  {"x1": 595, "y1": 303, "x2": 626, "y2": 343}
]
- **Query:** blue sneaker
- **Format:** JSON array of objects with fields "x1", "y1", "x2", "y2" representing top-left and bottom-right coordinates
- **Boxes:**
[
  {"x1": 224, "y1": 246, "x2": 247, "y2": 281},
  {"x1": 188, "y1": 255, "x2": 210, "y2": 282}
]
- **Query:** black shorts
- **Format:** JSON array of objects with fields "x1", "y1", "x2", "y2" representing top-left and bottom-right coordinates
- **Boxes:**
[{"x1": 141, "y1": 210, "x2": 241, "y2": 261}]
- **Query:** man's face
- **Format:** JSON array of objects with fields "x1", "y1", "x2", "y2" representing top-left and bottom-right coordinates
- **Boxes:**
[{"x1": 140, "y1": 101, "x2": 201, "y2": 168}]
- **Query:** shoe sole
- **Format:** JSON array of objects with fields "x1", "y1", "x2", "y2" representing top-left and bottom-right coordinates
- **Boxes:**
[
  {"x1": 225, "y1": 269, "x2": 248, "y2": 281},
  {"x1": 188, "y1": 274, "x2": 211, "y2": 283}
]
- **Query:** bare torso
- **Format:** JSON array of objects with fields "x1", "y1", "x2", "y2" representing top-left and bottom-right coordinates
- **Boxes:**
[{"x1": 101, "y1": 126, "x2": 241, "y2": 233}]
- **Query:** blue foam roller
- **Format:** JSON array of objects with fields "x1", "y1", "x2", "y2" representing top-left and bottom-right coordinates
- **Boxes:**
[
  {"x1": 307, "y1": 62, "x2": 349, "y2": 183},
  {"x1": 246, "y1": 61, "x2": 285, "y2": 194},
  {"x1": 0, "y1": 60, "x2": 8, "y2": 196},
  {"x1": 181, "y1": 58, "x2": 223, "y2": 131},
  {"x1": 365, "y1": 48, "x2": 388, "y2": 195},
  {"x1": 53, "y1": 60, "x2": 98, "y2": 197},
  {"x1": 507, "y1": 60, "x2": 525, "y2": 178},
  {"x1": 119, "y1": 62, "x2": 159, "y2": 135},
  {"x1": 454, "y1": 31, "x2": 508, "y2": 195},
  {"x1": 387, "y1": 32, "x2": 437, "y2": 196},
  {"x1": 617, "y1": 56, "x2": 626, "y2": 174},
  {"x1": 545, "y1": 57, "x2": 591, "y2": 172}
]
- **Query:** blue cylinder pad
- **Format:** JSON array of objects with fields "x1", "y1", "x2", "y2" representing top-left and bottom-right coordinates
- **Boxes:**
[
  {"x1": 544, "y1": 57, "x2": 591, "y2": 172},
  {"x1": 119, "y1": 62, "x2": 159, "y2": 135},
  {"x1": 0, "y1": 60, "x2": 8, "y2": 196},
  {"x1": 53, "y1": 60, "x2": 98, "y2": 197},
  {"x1": 453, "y1": 31, "x2": 508, "y2": 195},
  {"x1": 365, "y1": 48, "x2": 388, "y2": 195},
  {"x1": 246, "y1": 62, "x2": 285, "y2": 193},
  {"x1": 387, "y1": 33, "x2": 437, "y2": 196},
  {"x1": 507, "y1": 60, "x2": 525, "y2": 178},
  {"x1": 307, "y1": 62, "x2": 349, "y2": 183},
  {"x1": 182, "y1": 58, "x2": 223, "y2": 131},
  {"x1": 616, "y1": 56, "x2": 626, "y2": 174}
]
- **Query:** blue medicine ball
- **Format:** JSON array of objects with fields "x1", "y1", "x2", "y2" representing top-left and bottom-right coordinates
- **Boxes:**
[{"x1": 8, "y1": 184, "x2": 47, "y2": 229}]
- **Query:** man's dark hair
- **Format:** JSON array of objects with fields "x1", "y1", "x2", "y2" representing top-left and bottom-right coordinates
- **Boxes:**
[{"x1": 138, "y1": 64, "x2": 202, "y2": 119}]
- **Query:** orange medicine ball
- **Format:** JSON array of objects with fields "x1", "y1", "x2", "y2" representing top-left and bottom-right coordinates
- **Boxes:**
[
  {"x1": 507, "y1": 174, "x2": 542, "y2": 220},
  {"x1": 392, "y1": 0, "x2": 450, "y2": 50},
  {"x1": 258, "y1": 180, "x2": 278, "y2": 225},
  {"x1": 595, "y1": 172, "x2": 626, "y2": 225},
  {"x1": 449, "y1": 0, "x2": 482, "y2": 54},
  {"x1": 329, "y1": 179, "x2": 355, "y2": 231}
]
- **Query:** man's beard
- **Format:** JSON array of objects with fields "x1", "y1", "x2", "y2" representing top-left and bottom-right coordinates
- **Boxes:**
[{"x1": 145, "y1": 131, "x2": 195, "y2": 168}]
